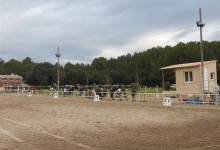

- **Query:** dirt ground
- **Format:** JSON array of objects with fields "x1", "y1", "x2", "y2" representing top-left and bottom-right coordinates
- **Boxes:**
[{"x1": 0, "y1": 94, "x2": 220, "y2": 150}]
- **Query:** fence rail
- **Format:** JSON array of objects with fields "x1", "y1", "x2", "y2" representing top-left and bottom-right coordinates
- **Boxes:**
[{"x1": 4, "y1": 89, "x2": 220, "y2": 105}]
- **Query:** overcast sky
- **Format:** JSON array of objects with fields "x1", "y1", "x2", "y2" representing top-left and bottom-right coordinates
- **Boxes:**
[{"x1": 0, "y1": 0, "x2": 219, "y2": 64}]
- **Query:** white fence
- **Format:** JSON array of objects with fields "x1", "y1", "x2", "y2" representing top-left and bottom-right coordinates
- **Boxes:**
[
  {"x1": 4, "y1": 88, "x2": 220, "y2": 105},
  {"x1": 58, "y1": 91, "x2": 220, "y2": 105}
]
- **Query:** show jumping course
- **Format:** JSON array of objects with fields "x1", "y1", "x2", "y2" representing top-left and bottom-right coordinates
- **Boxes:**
[{"x1": 0, "y1": 93, "x2": 220, "y2": 150}]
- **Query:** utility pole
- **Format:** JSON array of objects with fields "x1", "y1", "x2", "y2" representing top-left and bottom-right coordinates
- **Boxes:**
[
  {"x1": 196, "y1": 8, "x2": 205, "y2": 100},
  {"x1": 56, "y1": 47, "x2": 61, "y2": 97}
]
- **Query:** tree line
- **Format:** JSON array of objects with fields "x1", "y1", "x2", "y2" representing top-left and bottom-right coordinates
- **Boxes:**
[{"x1": 0, "y1": 41, "x2": 220, "y2": 87}]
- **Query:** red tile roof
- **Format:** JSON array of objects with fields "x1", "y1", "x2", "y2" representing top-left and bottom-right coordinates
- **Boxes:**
[
  {"x1": 0, "y1": 74, "x2": 23, "y2": 80},
  {"x1": 160, "y1": 60, "x2": 217, "y2": 70}
]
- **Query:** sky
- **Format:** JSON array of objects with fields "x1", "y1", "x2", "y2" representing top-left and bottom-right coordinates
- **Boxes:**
[{"x1": 0, "y1": 0, "x2": 219, "y2": 64}]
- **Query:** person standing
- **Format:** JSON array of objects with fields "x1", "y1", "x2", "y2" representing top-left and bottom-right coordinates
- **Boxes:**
[
  {"x1": 110, "y1": 86, "x2": 114, "y2": 100},
  {"x1": 131, "y1": 87, "x2": 136, "y2": 102}
]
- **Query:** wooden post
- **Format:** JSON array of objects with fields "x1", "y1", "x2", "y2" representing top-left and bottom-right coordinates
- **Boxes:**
[
  {"x1": 162, "y1": 70, "x2": 165, "y2": 100},
  {"x1": 162, "y1": 70, "x2": 165, "y2": 92},
  {"x1": 156, "y1": 85, "x2": 159, "y2": 99}
]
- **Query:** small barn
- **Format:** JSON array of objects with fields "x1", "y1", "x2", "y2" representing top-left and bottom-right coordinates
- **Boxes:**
[
  {"x1": 0, "y1": 73, "x2": 23, "y2": 87},
  {"x1": 161, "y1": 60, "x2": 217, "y2": 94}
]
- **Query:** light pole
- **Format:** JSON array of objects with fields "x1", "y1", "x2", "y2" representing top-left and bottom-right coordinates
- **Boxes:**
[
  {"x1": 56, "y1": 47, "x2": 61, "y2": 97},
  {"x1": 196, "y1": 8, "x2": 205, "y2": 100}
]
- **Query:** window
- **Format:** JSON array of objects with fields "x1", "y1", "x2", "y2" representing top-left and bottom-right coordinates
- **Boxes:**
[
  {"x1": 210, "y1": 72, "x2": 215, "y2": 80},
  {"x1": 184, "y1": 71, "x2": 193, "y2": 83}
]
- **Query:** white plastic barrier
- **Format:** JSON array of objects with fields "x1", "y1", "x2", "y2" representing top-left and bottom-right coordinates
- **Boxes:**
[
  {"x1": 94, "y1": 95, "x2": 100, "y2": 102},
  {"x1": 18, "y1": 89, "x2": 33, "y2": 97},
  {"x1": 53, "y1": 92, "x2": 58, "y2": 99},
  {"x1": 163, "y1": 97, "x2": 172, "y2": 107},
  {"x1": 18, "y1": 89, "x2": 21, "y2": 95},
  {"x1": 27, "y1": 90, "x2": 33, "y2": 97}
]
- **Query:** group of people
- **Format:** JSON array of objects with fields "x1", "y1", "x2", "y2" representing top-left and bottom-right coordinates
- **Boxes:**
[
  {"x1": 50, "y1": 84, "x2": 138, "y2": 101},
  {"x1": 90, "y1": 85, "x2": 128, "y2": 100},
  {"x1": 109, "y1": 86, "x2": 128, "y2": 100}
]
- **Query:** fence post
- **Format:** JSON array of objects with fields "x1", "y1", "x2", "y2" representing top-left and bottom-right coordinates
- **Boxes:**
[
  {"x1": 144, "y1": 86, "x2": 147, "y2": 101},
  {"x1": 156, "y1": 85, "x2": 159, "y2": 99},
  {"x1": 138, "y1": 92, "x2": 140, "y2": 102}
]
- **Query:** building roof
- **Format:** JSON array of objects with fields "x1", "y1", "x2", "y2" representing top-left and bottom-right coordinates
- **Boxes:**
[
  {"x1": 160, "y1": 60, "x2": 217, "y2": 70},
  {"x1": 0, "y1": 74, "x2": 23, "y2": 80}
]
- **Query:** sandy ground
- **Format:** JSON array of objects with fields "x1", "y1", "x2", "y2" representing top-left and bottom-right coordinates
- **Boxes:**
[{"x1": 0, "y1": 94, "x2": 220, "y2": 150}]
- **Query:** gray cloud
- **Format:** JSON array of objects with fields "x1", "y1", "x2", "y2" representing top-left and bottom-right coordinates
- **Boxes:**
[
  {"x1": 0, "y1": 0, "x2": 219, "y2": 63},
  {"x1": 210, "y1": 30, "x2": 220, "y2": 40}
]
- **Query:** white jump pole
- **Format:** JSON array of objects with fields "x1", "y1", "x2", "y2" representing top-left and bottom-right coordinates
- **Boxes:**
[{"x1": 156, "y1": 85, "x2": 159, "y2": 99}]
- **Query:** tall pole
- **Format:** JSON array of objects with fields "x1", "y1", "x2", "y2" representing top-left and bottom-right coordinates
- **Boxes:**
[
  {"x1": 197, "y1": 8, "x2": 205, "y2": 100},
  {"x1": 56, "y1": 47, "x2": 61, "y2": 97}
]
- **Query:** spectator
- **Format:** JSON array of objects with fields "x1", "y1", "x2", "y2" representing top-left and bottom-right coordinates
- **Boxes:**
[
  {"x1": 131, "y1": 88, "x2": 136, "y2": 102},
  {"x1": 110, "y1": 86, "x2": 114, "y2": 100}
]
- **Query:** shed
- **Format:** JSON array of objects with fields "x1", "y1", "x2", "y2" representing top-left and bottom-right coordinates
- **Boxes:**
[
  {"x1": 161, "y1": 60, "x2": 217, "y2": 94},
  {"x1": 0, "y1": 73, "x2": 23, "y2": 87}
]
